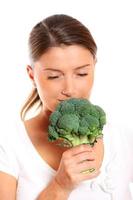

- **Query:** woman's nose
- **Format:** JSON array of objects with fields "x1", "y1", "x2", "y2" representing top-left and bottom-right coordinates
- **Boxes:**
[{"x1": 61, "y1": 77, "x2": 75, "y2": 97}]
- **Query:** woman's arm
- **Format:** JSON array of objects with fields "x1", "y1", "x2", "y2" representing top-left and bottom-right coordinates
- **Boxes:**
[
  {"x1": 37, "y1": 178, "x2": 70, "y2": 200},
  {"x1": 0, "y1": 171, "x2": 70, "y2": 200},
  {"x1": 0, "y1": 172, "x2": 17, "y2": 200}
]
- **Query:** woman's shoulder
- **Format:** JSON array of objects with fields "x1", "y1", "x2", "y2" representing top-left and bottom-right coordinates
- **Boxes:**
[
  {"x1": 0, "y1": 115, "x2": 28, "y2": 152},
  {"x1": 102, "y1": 119, "x2": 132, "y2": 162},
  {"x1": 0, "y1": 116, "x2": 21, "y2": 179},
  {"x1": 103, "y1": 119, "x2": 133, "y2": 154},
  {"x1": 102, "y1": 118, "x2": 133, "y2": 180}
]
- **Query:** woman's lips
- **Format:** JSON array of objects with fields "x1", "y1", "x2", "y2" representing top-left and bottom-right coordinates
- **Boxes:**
[
  {"x1": 58, "y1": 100, "x2": 64, "y2": 102},
  {"x1": 58, "y1": 99, "x2": 66, "y2": 101}
]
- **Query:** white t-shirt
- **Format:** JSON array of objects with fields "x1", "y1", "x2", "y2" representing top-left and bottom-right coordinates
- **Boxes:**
[{"x1": 0, "y1": 117, "x2": 132, "y2": 200}]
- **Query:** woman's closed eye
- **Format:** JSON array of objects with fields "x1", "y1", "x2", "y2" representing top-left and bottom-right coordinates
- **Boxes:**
[
  {"x1": 77, "y1": 73, "x2": 88, "y2": 76},
  {"x1": 47, "y1": 76, "x2": 60, "y2": 79},
  {"x1": 47, "y1": 73, "x2": 88, "y2": 79}
]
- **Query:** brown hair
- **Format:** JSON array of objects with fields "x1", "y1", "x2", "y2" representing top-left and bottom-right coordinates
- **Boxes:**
[{"x1": 20, "y1": 14, "x2": 97, "y2": 120}]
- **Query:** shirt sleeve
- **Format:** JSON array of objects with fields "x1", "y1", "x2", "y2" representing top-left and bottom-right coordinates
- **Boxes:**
[
  {"x1": 127, "y1": 131, "x2": 133, "y2": 182},
  {"x1": 121, "y1": 127, "x2": 133, "y2": 182},
  {"x1": 0, "y1": 137, "x2": 19, "y2": 179}
]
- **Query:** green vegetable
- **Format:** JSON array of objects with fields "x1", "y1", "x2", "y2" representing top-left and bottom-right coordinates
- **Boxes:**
[{"x1": 48, "y1": 98, "x2": 106, "y2": 147}]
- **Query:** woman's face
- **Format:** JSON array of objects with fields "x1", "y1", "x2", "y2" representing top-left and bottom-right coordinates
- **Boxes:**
[{"x1": 27, "y1": 45, "x2": 96, "y2": 112}]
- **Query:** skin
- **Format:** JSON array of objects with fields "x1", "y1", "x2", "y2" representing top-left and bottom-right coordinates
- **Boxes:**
[
  {"x1": 28, "y1": 45, "x2": 96, "y2": 112},
  {"x1": 26, "y1": 45, "x2": 104, "y2": 192}
]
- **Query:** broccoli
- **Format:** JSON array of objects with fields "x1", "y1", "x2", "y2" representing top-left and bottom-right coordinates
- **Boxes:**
[{"x1": 48, "y1": 98, "x2": 106, "y2": 147}]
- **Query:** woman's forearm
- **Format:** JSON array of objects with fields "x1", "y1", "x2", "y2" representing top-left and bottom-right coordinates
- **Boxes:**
[{"x1": 37, "y1": 179, "x2": 71, "y2": 200}]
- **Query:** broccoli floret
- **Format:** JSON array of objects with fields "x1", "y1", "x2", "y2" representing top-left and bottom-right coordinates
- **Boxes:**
[
  {"x1": 48, "y1": 98, "x2": 106, "y2": 147},
  {"x1": 57, "y1": 114, "x2": 79, "y2": 134},
  {"x1": 49, "y1": 111, "x2": 61, "y2": 126}
]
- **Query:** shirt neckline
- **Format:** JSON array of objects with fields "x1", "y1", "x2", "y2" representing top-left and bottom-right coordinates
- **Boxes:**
[{"x1": 18, "y1": 118, "x2": 56, "y2": 175}]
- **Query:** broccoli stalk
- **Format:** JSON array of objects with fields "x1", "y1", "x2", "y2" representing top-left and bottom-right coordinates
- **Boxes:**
[{"x1": 48, "y1": 98, "x2": 106, "y2": 147}]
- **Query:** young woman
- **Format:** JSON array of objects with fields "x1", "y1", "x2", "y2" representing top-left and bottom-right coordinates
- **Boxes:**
[{"x1": 0, "y1": 14, "x2": 132, "y2": 200}]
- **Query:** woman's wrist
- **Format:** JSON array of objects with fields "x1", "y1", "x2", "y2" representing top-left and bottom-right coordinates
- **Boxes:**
[
  {"x1": 52, "y1": 177, "x2": 71, "y2": 199},
  {"x1": 37, "y1": 178, "x2": 71, "y2": 200}
]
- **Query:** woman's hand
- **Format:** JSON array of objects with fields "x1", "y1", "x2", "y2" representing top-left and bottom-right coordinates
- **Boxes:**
[{"x1": 54, "y1": 138, "x2": 104, "y2": 193}]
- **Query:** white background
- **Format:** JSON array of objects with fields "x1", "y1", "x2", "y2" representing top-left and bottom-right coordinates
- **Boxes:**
[
  {"x1": 0, "y1": 0, "x2": 133, "y2": 126},
  {"x1": 0, "y1": 0, "x2": 133, "y2": 195}
]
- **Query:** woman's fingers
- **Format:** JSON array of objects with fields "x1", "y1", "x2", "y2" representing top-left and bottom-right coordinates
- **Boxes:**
[
  {"x1": 63, "y1": 144, "x2": 93, "y2": 158},
  {"x1": 73, "y1": 151, "x2": 95, "y2": 164},
  {"x1": 78, "y1": 169, "x2": 101, "y2": 182},
  {"x1": 77, "y1": 160, "x2": 95, "y2": 171}
]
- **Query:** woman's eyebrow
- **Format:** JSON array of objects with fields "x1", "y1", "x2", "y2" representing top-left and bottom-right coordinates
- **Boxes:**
[{"x1": 42, "y1": 64, "x2": 90, "y2": 72}]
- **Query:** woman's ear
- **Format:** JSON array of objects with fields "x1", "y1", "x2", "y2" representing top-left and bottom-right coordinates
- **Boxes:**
[{"x1": 26, "y1": 65, "x2": 36, "y2": 87}]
